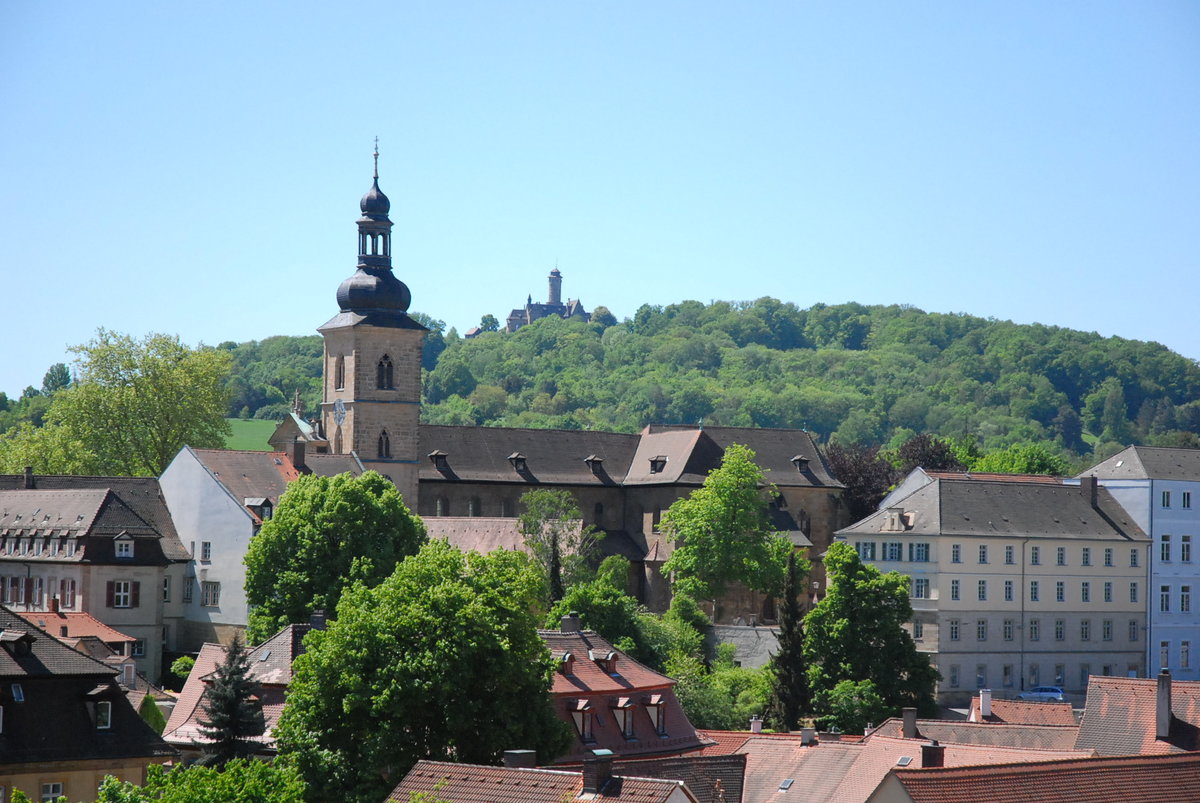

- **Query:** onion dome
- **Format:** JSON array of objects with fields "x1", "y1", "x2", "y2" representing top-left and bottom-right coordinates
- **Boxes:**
[
  {"x1": 336, "y1": 267, "x2": 411, "y2": 314},
  {"x1": 360, "y1": 177, "x2": 391, "y2": 218}
]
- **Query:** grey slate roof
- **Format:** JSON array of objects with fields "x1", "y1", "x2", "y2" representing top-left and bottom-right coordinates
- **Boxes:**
[
  {"x1": 868, "y1": 717, "x2": 1081, "y2": 751},
  {"x1": 0, "y1": 474, "x2": 190, "y2": 561},
  {"x1": 187, "y1": 447, "x2": 363, "y2": 508},
  {"x1": 1081, "y1": 445, "x2": 1200, "y2": 482},
  {"x1": 839, "y1": 478, "x2": 1146, "y2": 541}
]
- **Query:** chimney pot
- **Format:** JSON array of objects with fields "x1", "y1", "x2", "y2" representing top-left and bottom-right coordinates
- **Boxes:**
[
  {"x1": 290, "y1": 439, "x2": 306, "y2": 471},
  {"x1": 582, "y1": 749, "x2": 614, "y2": 794},
  {"x1": 502, "y1": 749, "x2": 538, "y2": 769},
  {"x1": 902, "y1": 707, "x2": 918, "y2": 739},
  {"x1": 23, "y1": 466, "x2": 34, "y2": 489},
  {"x1": 1081, "y1": 475, "x2": 1098, "y2": 506},
  {"x1": 800, "y1": 727, "x2": 817, "y2": 745},
  {"x1": 980, "y1": 688, "x2": 993, "y2": 718},
  {"x1": 1157, "y1": 669, "x2": 1173, "y2": 740},
  {"x1": 310, "y1": 610, "x2": 328, "y2": 630},
  {"x1": 921, "y1": 739, "x2": 945, "y2": 768},
  {"x1": 750, "y1": 716, "x2": 763, "y2": 734}
]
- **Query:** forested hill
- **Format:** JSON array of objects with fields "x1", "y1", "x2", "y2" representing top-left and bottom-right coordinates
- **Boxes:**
[{"x1": 221, "y1": 300, "x2": 1200, "y2": 462}]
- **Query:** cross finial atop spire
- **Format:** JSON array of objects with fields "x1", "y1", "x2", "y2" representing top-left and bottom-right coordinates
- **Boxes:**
[{"x1": 373, "y1": 137, "x2": 379, "y2": 179}]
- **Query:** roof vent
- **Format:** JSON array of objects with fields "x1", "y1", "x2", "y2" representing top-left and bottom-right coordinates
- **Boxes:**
[
  {"x1": 508, "y1": 452, "x2": 527, "y2": 472},
  {"x1": 649, "y1": 455, "x2": 667, "y2": 474}
]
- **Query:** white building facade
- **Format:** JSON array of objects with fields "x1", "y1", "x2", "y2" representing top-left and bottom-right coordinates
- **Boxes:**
[{"x1": 837, "y1": 476, "x2": 1148, "y2": 706}]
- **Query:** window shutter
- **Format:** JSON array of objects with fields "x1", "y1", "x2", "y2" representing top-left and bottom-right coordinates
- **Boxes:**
[
  {"x1": 106, "y1": 581, "x2": 115, "y2": 608},
  {"x1": 22, "y1": 579, "x2": 31, "y2": 605},
  {"x1": 131, "y1": 581, "x2": 141, "y2": 608}
]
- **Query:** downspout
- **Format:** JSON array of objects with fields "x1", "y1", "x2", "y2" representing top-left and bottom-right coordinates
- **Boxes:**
[{"x1": 1019, "y1": 537, "x2": 1028, "y2": 691}]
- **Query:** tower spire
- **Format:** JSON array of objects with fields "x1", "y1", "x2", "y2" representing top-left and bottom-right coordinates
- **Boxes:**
[{"x1": 373, "y1": 136, "x2": 379, "y2": 179}]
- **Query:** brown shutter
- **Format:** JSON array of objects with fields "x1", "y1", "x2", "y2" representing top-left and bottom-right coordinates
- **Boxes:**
[
  {"x1": 106, "y1": 581, "x2": 115, "y2": 607},
  {"x1": 131, "y1": 581, "x2": 140, "y2": 608},
  {"x1": 23, "y1": 578, "x2": 31, "y2": 605}
]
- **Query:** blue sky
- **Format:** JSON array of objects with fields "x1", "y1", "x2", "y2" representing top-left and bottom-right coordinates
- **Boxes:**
[{"x1": 1, "y1": 1, "x2": 1197, "y2": 398}]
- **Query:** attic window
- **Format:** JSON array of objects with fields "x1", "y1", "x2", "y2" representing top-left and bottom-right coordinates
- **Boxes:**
[
  {"x1": 896, "y1": 756, "x2": 913, "y2": 767},
  {"x1": 428, "y1": 450, "x2": 449, "y2": 471},
  {"x1": 584, "y1": 455, "x2": 604, "y2": 474},
  {"x1": 261, "y1": 502, "x2": 272, "y2": 520},
  {"x1": 612, "y1": 699, "x2": 636, "y2": 738},
  {"x1": 791, "y1": 455, "x2": 809, "y2": 471},
  {"x1": 115, "y1": 538, "x2": 134, "y2": 559},
  {"x1": 884, "y1": 508, "x2": 906, "y2": 532},
  {"x1": 649, "y1": 455, "x2": 667, "y2": 474},
  {"x1": 259, "y1": 651, "x2": 271, "y2": 662},
  {"x1": 508, "y1": 452, "x2": 527, "y2": 472},
  {"x1": 570, "y1": 701, "x2": 594, "y2": 742},
  {"x1": 96, "y1": 699, "x2": 112, "y2": 729},
  {"x1": 558, "y1": 651, "x2": 575, "y2": 674},
  {"x1": 779, "y1": 779, "x2": 795, "y2": 791},
  {"x1": 11, "y1": 684, "x2": 24, "y2": 702}
]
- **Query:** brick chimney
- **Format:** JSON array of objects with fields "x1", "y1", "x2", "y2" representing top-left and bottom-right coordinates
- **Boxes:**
[
  {"x1": 289, "y1": 439, "x2": 306, "y2": 471},
  {"x1": 23, "y1": 466, "x2": 34, "y2": 489},
  {"x1": 1157, "y1": 669, "x2": 1173, "y2": 740},
  {"x1": 502, "y1": 750, "x2": 537, "y2": 768},
  {"x1": 582, "y1": 749, "x2": 614, "y2": 794},
  {"x1": 750, "y1": 716, "x2": 763, "y2": 734},
  {"x1": 980, "y1": 688, "x2": 993, "y2": 718},
  {"x1": 560, "y1": 612, "x2": 582, "y2": 633},
  {"x1": 1080, "y1": 475, "x2": 1098, "y2": 507},
  {"x1": 310, "y1": 609, "x2": 328, "y2": 630},
  {"x1": 902, "y1": 707, "x2": 918, "y2": 739},
  {"x1": 48, "y1": 597, "x2": 59, "y2": 614},
  {"x1": 921, "y1": 739, "x2": 945, "y2": 768}
]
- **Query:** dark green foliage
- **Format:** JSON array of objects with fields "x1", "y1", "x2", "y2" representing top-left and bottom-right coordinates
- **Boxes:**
[
  {"x1": 138, "y1": 693, "x2": 167, "y2": 734},
  {"x1": 893, "y1": 433, "x2": 964, "y2": 474},
  {"x1": 275, "y1": 541, "x2": 571, "y2": 803},
  {"x1": 768, "y1": 552, "x2": 809, "y2": 730},
  {"x1": 825, "y1": 442, "x2": 896, "y2": 522},
  {"x1": 197, "y1": 634, "x2": 265, "y2": 767},
  {"x1": 518, "y1": 489, "x2": 599, "y2": 603},
  {"x1": 478, "y1": 314, "x2": 500, "y2": 333},
  {"x1": 243, "y1": 471, "x2": 427, "y2": 641},
  {"x1": 804, "y1": 543, "x2": 938, "y2": 718},
  {"x1": 41, "y1": 362, "x2": 71, "y2": 396},
  {"x1": 814, "y1": 679, "x2": 890, "y2": 735}
]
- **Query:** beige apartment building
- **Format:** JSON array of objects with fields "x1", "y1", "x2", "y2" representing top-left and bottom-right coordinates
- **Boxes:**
[{"x1": 837, "y1": 476, "x2": 1149, "y2": 705}]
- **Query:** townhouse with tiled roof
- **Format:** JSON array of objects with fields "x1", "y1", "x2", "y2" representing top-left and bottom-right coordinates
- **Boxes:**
[
  {"x1": 966, "y1": 691, "x2": 1075, "y2": 726},
  {"x1": 1075, "y1": 445, "x2": 1200, "y2": 680},
  {"x1": 542, "y1": 614, "x2": 710, "y2": 763},
  {"x1": 0, "y1": 605, "x2": 176, "y2": 801},
  {"x1": 0, "y1": 471, "x2": 191, "y2": 679},
  {"x1": 868, "y1": 708, "x2": 1081, "y2": 752},
  {"x1": 838, "y1": 476, "x2": 1148, "y2": 704},
  {"x1": 158, "y1": 443, "x2": 361, "y2": 648},
  {"x1": 390, "y1": 753, "x2": 700, "y2": 803},
  {"x1": 866, "y1": 751, "x2": 1200, "y2": 803},
  {"x1": 1074, "y1": 671, "x2": 1200, "y2": 755},
  {"x1": 161, "y1": 619, "x2": 318, "y2": 759}
]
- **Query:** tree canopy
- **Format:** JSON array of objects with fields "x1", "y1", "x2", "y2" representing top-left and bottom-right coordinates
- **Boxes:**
[
  {"x1": 518, "y1": 488, "x2": 598, "y2": 604},
  {"x1": 243, "y1": 471, "x2": 426, "y2": 642},
  {"x1": 661, "y1": 443, "x2": 792, "y2": 599},
  {"x1": 274, "y1": 540, "x2": 571, "y2": 803},
  {"x1": 0, "y1": 330, "x2": 231, "y2": 476},
  {"x1": 803, "y1": 542, "x2": 938, "y2": 717},
  {"x1": 95, "y1": 760, "x2": 304, "y2": 803}
]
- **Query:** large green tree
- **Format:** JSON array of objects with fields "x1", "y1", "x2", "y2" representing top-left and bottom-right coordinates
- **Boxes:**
[
  {"x1": 803, "y1": 542, "x2": 938, "y2": 716},
  {"x1": 243, "y1": 471, "x2": 426, "y2": 641},
  {"x1": 95, "y1": 760, "x2": 304, "y2": 803},
  {"x1": 274, "y1": 540, "x2": 571, "y2": 803},
  {"x1": 0, "y1": 330, "x2": 232, "y2": 476},
  {"x1": 197, "y1": 634, "x2": 265, "y2": 767},
  {"x1": 661, "y1": 443, "x2": 791, "y2": 599},
  {"x1": 970, "y1": 442, "x2": 1073, "y2": 475}
]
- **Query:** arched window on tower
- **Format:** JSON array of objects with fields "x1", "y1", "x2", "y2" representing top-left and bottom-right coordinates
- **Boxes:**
[
  {"x1": 377, "y1": 355, "x2": 394, "y2": 389},
  {"x1": 334, "y1": 355, "x2": 345, "y2": 390},
  {"x1": 374, "y1": 352, "x2": 393, "y2": 388},
  {"x1": 378, "y1": 429, "x2": 391, "y2": 459}
]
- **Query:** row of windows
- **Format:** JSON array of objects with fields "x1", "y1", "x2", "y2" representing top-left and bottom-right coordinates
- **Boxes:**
[
  {"x1": 571, "y1": 701, "x2": 667, "y2": 742},
  {"x1": 857, "y1": 542, "x2": 927, "y2": 561},
  {"x1": 1158, "y1": 584, "x2": 1193, "y2": 613},
  {"x1": 863, "y1": 541, "x2": 1144, "y2": 569},
  {"x1": 947, "y1": 617, "x2": 1140, "y2": 643},
  {"x1": 1159, "y1": 534, "x2": 1194, "y2": 563},
  {"x1": 937, "y1": 578, "x2": 1139, "y2": 604},
  {"x1": 1161, "y1": 640, "x2": 1193, "y2": 670},
  {"x1": 1162, "y1": 491, "x2": 1193, "y2": 509},
  {"x1": 1, "y1": 577, "x2": 76, "y2": 609},
  {"x1": 332, "y1": 354, "x2": 398, "y2": 391},
  {"x1": 1, "y1": 536, "x2": 79, "y2": 558},
  {"x1": 946, "y1": 661, "x2": 1136, "y2": 690}
]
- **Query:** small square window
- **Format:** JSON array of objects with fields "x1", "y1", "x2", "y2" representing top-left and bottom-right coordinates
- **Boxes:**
[
  {"x1": 132, "y1": 640, "x2": 146, "y2": 657},
  {"x1": 116, "y1": 539, "x2": 133, "y2": 559}
]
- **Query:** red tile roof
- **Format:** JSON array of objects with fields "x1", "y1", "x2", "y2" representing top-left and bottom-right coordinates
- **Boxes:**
[
  {"x1": 542, "y1": 630, "x2": 677, "y2": 695},
  {"x1": 1074, "y1": 675, "x2": 1200, "y2": 755},
  {"x1": 17, "y1": 609, "x2": 137, "y2": 644},
  {"x1": 869, "y1": 718, "x2": 1080, "y2": 751},
  {"x1": 161, "y1": 642, "x2": 225, "y2": 747},
  {"x1": 967, "y1": 696, "x2": 1076, "y2": 726},
  {"x1": 388, "y1": 760, "x2": 698, "y2": 803},
  {"x1": 881, "y1": 750, "x2": 1200, "y2": 803}
]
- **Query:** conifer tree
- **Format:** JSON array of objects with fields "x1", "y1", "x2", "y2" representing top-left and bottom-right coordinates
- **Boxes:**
[
  {"x1": 198, "y1": 634, "x2": 265, "y2": 767},
  {"x1": 768, "y1": 551, "x2": 810, "y2": 730}
]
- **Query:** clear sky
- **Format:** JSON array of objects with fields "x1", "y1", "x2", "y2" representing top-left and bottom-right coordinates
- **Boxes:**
[{"x1": 2, "y1": 1, "x2": 1198, "y2": 398}]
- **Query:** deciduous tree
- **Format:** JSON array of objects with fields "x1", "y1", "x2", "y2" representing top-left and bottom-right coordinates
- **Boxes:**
[
  {"x1": 275, "y1": 541, "x2": 571, "y2": 803},
  {"x1": 95, "y1": 760, "x2": 304, "y2": 803},
  {"x1": 243, "y1": 471, "x2": 426, "y2": 641},
  {"x1": 825, "y1": 442, "x2": 896, "y2": 522},
  {"x1": 518, "y1": 488, "x2": 599, "y2": 603},
  {"x1": 803, "y1": 542, "x2": 937, "y2": 716},
  {"x1": 661, "y1": 444, "x2": 791, "y2": 599}
]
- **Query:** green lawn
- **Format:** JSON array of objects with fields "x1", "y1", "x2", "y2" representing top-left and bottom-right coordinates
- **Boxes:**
[{"x1": 226, "y1": 419, "x2": 277, "y2": 451}]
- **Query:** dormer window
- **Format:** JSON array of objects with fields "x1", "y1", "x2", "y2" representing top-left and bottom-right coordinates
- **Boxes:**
[
  {"x1": 649, "y1": 455, "x2": 667, "y2": 474},
  {"x1": 96, "y1": 700, "x2": 112, "y2": 729},
  {"x1": 791, "y1": 455, "x2": 809, "y2": 471},
  {"x1": 612, "y1": 698, "x2": 636, "y2": 739},
  {"x1": 558, "y1": 651, "x2": 576, "y2": 675},
  {"x1": 645, "y1": 694, "x2": 667, "y2": 736},
  {"x1": 570, "y1": 700, "x2": 595, "y2": 742},
  {"x1": 584, "y1": 455, "x2": 604, "y2": 474},
  {"x1": 591, "y1": 650, "x2": 618, "y2": 675},
  {"x1": 376, "y1": 355, "x2": 394, "y2": 390},
  {"x1": 11, "y1": 683, "x2": 24, "y2": 702},
  {"x1": 260, "y1": 502, "x2": 272, "y2": 520},
  {"x1": 115, "y1": 536, "x2": 134, "y2": 560},
  {"x1": 884, "y1": 507, "x2": 906, "y2": 532},
  {"x1": 428, "y1": 450, "x2": 449, "y2": 471},
  {"x1": 508, "y1": 452, "x2": 527, "y2": 472}
]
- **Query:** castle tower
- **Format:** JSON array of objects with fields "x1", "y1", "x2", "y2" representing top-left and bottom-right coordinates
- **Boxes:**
[
  {"x1": 317, "y1": 146, "x2": 425, "y2": 505},
  {"x1": 548, "y1": 267, "x2": 563, "y2": 306}
]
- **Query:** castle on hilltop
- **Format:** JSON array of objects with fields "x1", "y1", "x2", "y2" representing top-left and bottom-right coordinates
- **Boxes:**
[{"x1": 503, "y1": 267, "x2": 591, "y2": 332}]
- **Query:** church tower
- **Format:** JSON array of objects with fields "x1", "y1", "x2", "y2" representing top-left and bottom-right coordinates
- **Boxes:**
[{"x1": 318, "y1": 147, "x2": 425, "y2": 505}]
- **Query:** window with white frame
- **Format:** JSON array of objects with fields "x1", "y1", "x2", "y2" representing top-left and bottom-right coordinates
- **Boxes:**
[
  {"x1": 1161, "y1": 641, "x2": 1171, "y2": 668},
  {"x1": 1162, "y1": 585, "x2": 1172, "y2": 613},
  {"x1": 949, "y1": 619, "x2": 960, "y2": 641},
  {"x1": 201, "y1": 541, "x2": 212, "y2": 561},
  {"x1": 41, "y1": 783, "x2": 64, "y2": 803},
  {"x1": 183, "y1": 577, "x2": 194, "y2": 604},
  {"x1": 976, "y1": 619, "x2": 987, "y2": 641},
  {"x1": 1082, "y1": 582, "x2": 1091, "y2": 603},
  {"x1": 1004, "y1": 580, "x2": 1014, "y2": 602},
  {"x1": 1030, "y1": 580, "x2": 1040, "y2": 602},
  {"x1": 908, "y1": 543, "x2": 929, "y2": 562},
  {"x1": 883, "y1": 542, "x2": 902, "y2": 561},
  {"x1": 162, "y1": 576, "x2": 171, "y2": 603},
  {"x1": 96, "y1": 700, "x2": 112, "y2": 729},
  {"x1": 912, "y1": 621, "x2": 924, "y2": 639},
  {"x1": 1029, "y1": 618, "x2": 1040, "y2": 641},
  {"x1": 1183, "y1": 641, "x2": 1192, "y2": 670},
  {"x1": 951, "y1": 544, "x2": 961, "y2": 563},
  {"x1": 1163, "y1": 491, "x2": 1172, "y2": 508},
  {"x1": 1131, "y1": 549, "x2": 1139, "y2": 568},
  {"x1": 951, "y1": 579, "x2": 960, "y2": 601},
  {"x1": 1081, "y1": 620, "x2": 1091, "y2": 641},
  {"x1": 1183, "y1": 536, "x2": 1193, "y2": 563},
  {"x1": 1131, "y1": 582, "x2": 1139, "y2": 603},
  {"x1": 570, "y1": 704, "x2": 594, "y2": 741},
  {"x1": 949, "y1": 664, "x2": 960, "y2": 687},
  {"x1": 1056, "y1": 581, "x2": 1065, "y2": 602},
  {"x1": 112, "y1": 580, "x2": 133, "y2": 608},
  {"x1": 1030, "y1": 546, "x2": 1041, "y2": 565},
  {"x1": 978, "y1": 580, "x2": 987, "y2": 601},
  {"x1": 59, "y1": 578, "x2": 75, "y2": 609},
  {"x1": 912, "y1": 578, "x2": 930, "y2": 599},
  {"x1": 1182, "y1": 585, "x2": 1192, "y2": 614},
  {"x1": 1104, "y1": 547, "x2": 1113, "y2": 567},
  {"x1": 1057, "y1": 547, "x2": 1066, "y2": 566},
  {"x1": 1082, "y1": 547, "x2": 1091, "y2": 566},
  {"x1": 857, "y1": 542, "x2": 876, "y2": 561},
  {"x1": 201, "y1": 582, "x2": 221, "y2": 607},
  {"x1": 612, "y1": 702, "x2": 636, "y2": 738},
  {"x1": 1103, "y1": 619, "x2": 1113, "y2": 641},
  {"x1": 116, "y1": 538, "x2": 133, "y2": 559},
  {"x1": 1105, "y1": 581, "x2": 1113, "y2": 602},
  {"x1": 132, "y1": 640, "x2": 145, "y2": 657},
  {"x1": 1055, "y1": 620, "x2": 1065, "y2": 641},
  {"x1": 1005, "y1": 545, "x2": 1015, "y2": 565},
  {"x1": 1162, "y1": 535, "x2": 1172, "y2": 562},
  {"x1": 978, "y1": 545, "x2": 988, "y2": 564},
  {"x1": 1130, "y1": 619, "x2": 1140, "y2": 642},
  {"x1": 1003, "y1": 619, "x2": 1014, "y2": 641}
]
